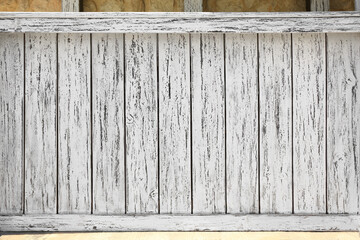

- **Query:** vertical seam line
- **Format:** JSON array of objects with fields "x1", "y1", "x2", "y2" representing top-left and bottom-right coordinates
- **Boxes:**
[
  {"x1": 123, "y1": 33, "x2": 127, "y2": 214},
  {"x1": 325, "y1": 33, "x2": 328, "y2": 214},
  {"x1": 56, "y1": 33, "x2": 59, "y2": 214},
  {"x1": 223, "y1": 33, "x2": 227, "y2": 214},
  {"x1": 23, "y1": 33, "x2": 26, "y2": 215},
  {"x1": 291, "y1": 33, "x2": 295, "y2": 214},
  {"x1": 189, "y1": 33, "x2": 193, "y2": 215},
  {"x1": 90, "y1": 33, "x2": 94, "y2": 214},
  {"x1": 157, "y1": 33, "x2": 160, "y2": 214},
  {"x1": 257, "y1": 33, "x2": 261, "y2": 214}
]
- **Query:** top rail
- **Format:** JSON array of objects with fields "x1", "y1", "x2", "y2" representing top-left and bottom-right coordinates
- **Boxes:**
[{"x1": 0, "y1": 12, "x2": 360, "y2": 33}]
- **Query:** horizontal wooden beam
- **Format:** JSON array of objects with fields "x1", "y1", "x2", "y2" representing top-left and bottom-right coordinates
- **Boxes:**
[
  {"x1": 0, "y1": 12, "x2": 359, "y2": 33},
  {"x1": 1, "y1": 214, "x2": 360, "y2": 232}
]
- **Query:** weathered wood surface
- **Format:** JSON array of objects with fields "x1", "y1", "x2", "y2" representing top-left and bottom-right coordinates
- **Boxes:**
[
  {"x1": 1, "y1": 27, "x2": 360, "y2": 232},
  {"x1": 327, "y1": 33, "x2": 360, "y2": 214},
  {"x1": 259, "y1": 33, "x2": 292, "y2": 214},
  {"x1": 184, "y1": 0, "x2": 202, "y2": 11},
  {"x1": 92, "y1": 33, "x2": 125, "y2": 214},
  {"x1": 225, "y1": 33, "x2": 258, "y2": 214},
  {"x1": 0, "y1": 33, "x2": 24, "y2": 215},
  {"x1": 191, "y1": 33, "x2": 225, "y2": 214},
  {"x1": 1, "y1": 214, "x2": 360, "y2": 232},
  {"x1": 311, "y1": 0, "x2": 330, "y2": 11},
  {"x1": 1, "y1": 12, "x2": 360, "y2": 33},
  {"x1": 356, "y1": 0, "x2": 360, "y2": 10},
  {"x1": 58, "y1": 33, "x2": 91, "y2": 213},
  {"x1": 292, "y1": 33, "x2": 326, "y2": 214},
  {"x1": 158, "y1": 33, "x2": 191, "y2": 214},
  {"x1": 62, "y1": 0, "x2": 80, "y2": 12},
  {"x1": 125, "y1": 33, "x2": 158, "y2": 214},
  {"x1": 24, "y1": 33, "x2": 57, "y2": 214}
]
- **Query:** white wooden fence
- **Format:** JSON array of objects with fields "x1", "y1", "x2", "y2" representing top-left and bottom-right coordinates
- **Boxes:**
[{"x1": 0, "y1": 12, "x2": 360, "y2": 232}]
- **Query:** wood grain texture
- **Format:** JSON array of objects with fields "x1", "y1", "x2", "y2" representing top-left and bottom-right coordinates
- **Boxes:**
[
  {"x1": 2, "y1": 214, "x2": 360, "y2": 232},
  {"x1": 259, "y1": 33, "x2": 292, "y2": 214},
  {"x1": 58, "y1": 33, "x2": 91, "y2": 213},
  {"x1": 24, "y1": 33, "x2": 57, "y2": 214},
  {"x1": 293, "y1": 33, "x2": 326, "y2": 214},
  {"x1": 92, "y1": 33, "x2": 125, "y2": 214},
  {"x1": 83, "y1": 0, "x2": 184, "y2": 12},
  {"x1": 191, "y1": 33, "x2": 225, "y2": 214},
  {"x1": 329, "y1": 0, "x2": 354, "y2": 11},
  {"x1": 225, "y1": 33, "x2": 258, "y2": 214},
  {"x1": 62, "y1": 0, "x2": 80, "y2": 12},
  {"x1": 184, "y1": 0, "x2": 202, "y2": 11},
  {"x1": 125, "y1": 33, "x2": 158, "y2": 214},
  {"x1": 327, "y1": 33, "x2": 360, "y2": 214},
  {"x1": 158, "y1": 33, "x2": 191, "y2": 214},
  {"x1": 0, "y1": 0, "x2": 62, "y2": 11},
  {"x1": 1, "y1": 12, "x2": 360, "y2": 34},
  {"x1": 203, "y1": 0, "x2": 306, "y2": 12},
  {"x1": 311, "y1": 0, "x2": 330, "y2": 11},
  {"x1": 0, "y1": 33, "x2": 24, "y2": 215}
]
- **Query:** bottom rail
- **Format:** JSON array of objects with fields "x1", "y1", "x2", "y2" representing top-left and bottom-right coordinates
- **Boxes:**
[{"x1": 1, "y1": 214, "x2": 359, "y2": 232}]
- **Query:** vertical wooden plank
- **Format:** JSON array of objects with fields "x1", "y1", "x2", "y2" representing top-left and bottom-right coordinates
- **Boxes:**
[
  {"x1": 92, "y1": 33, "x2": 125, "y2": 214},
  {"x1": 327, "y1": 33, "x2": 360, "y2": 214},
  {"x1": 225, "y1": 33, "x2": 258, "y2": 214},
  {"x1": 62, "y1": 0, "x2": 80, "y2": 12},
  {"x1": 191, "y1": 33, "x2": 225, "y2": 214},
  {"x1": 24, "y1": 33, "x2": 57, "y2": 214},
  {"x1": 158, "y1": 33, "x2": 191, "y2": 214},
  {"x1": 259, "y1": 33, "x2": 292, "y2": 214},
  {"x1": 311, "y1": 0, "x2": 330, "y2": 11},
  {"x1": 293, "y1": 33, "x2": 326, "y2": 214},
  {"x1": 184, "y1": 0, "x2": 202, "y2": 11},
  {"x1": 125, "y1": 33, "x2": 158, "y2": 214},
  {"x1": 0, "y1": 33, "x2": 24, "y2": 214},
  {"x1": 58, "y1": 33, "x2": 91, "y2": 213}
]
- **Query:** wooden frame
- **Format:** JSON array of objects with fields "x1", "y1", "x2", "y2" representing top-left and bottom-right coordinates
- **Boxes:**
[{"x1": 1, "y1": 11, "x2": 360, "y2": 232}]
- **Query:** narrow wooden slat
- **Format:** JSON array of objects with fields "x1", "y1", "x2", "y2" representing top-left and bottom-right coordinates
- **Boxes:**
[
  {"x1": 24, "y1": 33, "x2": 57, "y2": 214},
  {"x1": 1, "y1": 12, "x2": 360, "y2": 34},
  {"x1": 92, "y1": 33, "x2": 125, "y2": 214},
  {"x1": 293, "y1": 33, "x2": 326, "y2": 214},
  {"x1": 311, "y1": 0, "x2": 330, "y2": 11},
  {"x1": 0, "y1": 33, "x2": 24, "y2": 214},
  {"x1": 184, "y1": 0, "x2": 202, "y2": 11},
  {"x1": 62, "y1": 0, "x2": 80, "y2": 12},
  {"x1": 2, "y1": 214, "x2": 360, "y2": 232},
  {"x1": 356, "y1": 0, "x2": 360, "y2": 10},
  {"x1": 159, "y1": 33, "x2": 191, "y2": 214},
  {"x1": 125, "y1": 33, "x2": 158, "y2": 214},
  {"x1": 259, "y1": 33, "x2": 292, "y2": 214},
  {"x1": 327, "y1": 33, "x2": 360, "y2": 214},
  {"x1": 191, "y1": 33, "x2": 225, "y2": 214},
  {"x1": 58, "y1": 33, "x2": 91, "y2": 213},
  {"x1": 225, "y1": 33, "x2": 259, "y2": 214}
]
